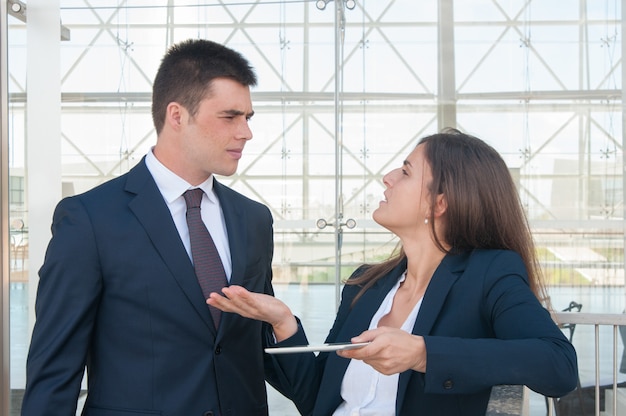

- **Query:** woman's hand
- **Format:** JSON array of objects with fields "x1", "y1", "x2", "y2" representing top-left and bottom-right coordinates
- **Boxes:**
[
  {"x1": 337, "y1": 327, "x2": 427, "y2": 374},
  {"x1": 207, "y1": 285, "x2": 298, "y2": 341}
]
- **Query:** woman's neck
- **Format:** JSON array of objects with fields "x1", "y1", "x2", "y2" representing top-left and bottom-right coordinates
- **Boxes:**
[{"x1": 402, "y1": 240, "x2": 447, "y2": 288}]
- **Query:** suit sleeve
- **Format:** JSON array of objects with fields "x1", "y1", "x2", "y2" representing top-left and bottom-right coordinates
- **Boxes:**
[
  {"x1": 21, "y1": 197, "x2": 102, "y2": 416},
  {"x1": 263, "y1": 269, "x2": 364, "y2": 416},
  {"x1": 422, "y1": 251, "x2": 578, "y2": 397}
]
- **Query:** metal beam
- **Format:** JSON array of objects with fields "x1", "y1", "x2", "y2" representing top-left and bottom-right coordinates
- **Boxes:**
[
  {"x1": 437, "y1": 0, "x2": 456, "y2": 129},
  {"x1": 7, "y1": 0, "x2": 70, "y2": 40},
  {"x1": 0, "y1": 0, "x2": 10, "y2": 414}
]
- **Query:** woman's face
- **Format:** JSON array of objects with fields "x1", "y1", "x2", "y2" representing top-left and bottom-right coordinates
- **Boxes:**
[{"x1": 373, "y1": 144, "x2": 433, "y2": 237}]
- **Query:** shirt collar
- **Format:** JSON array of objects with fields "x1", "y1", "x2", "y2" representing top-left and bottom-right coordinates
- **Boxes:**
[{"x1": 145, "y1": 148, "x2": 215, "y2": 204}]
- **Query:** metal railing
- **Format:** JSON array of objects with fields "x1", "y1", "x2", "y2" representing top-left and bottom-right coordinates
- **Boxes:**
[{"x1": 543, "y1": 312, "x2": 626, "y2": 416}]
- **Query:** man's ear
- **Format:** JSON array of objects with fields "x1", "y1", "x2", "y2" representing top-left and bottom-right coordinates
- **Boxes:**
[{"x1": 165, "y1": 102, "x2": 185, "y2": 131}]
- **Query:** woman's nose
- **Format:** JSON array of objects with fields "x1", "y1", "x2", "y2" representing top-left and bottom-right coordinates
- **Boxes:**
[{"x1": 382, "y1": 169, "x2": 396, "y2": 187}]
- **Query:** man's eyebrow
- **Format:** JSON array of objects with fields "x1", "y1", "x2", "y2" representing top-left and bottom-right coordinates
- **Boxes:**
[
  {"x1": 221, "y1": 109, "x2": 255, "y2": 118},
  {"x1": 403, "y1": 160, "x2": 412, "y2": 168}
]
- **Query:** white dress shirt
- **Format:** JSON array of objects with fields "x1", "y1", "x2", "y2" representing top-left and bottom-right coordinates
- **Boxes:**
[
  {"x1": 145, "y1": 149, "x2": 232, "y2": 281},
  {"x1": 333, "y1": 271, "x2": 422, "y2": 416}
]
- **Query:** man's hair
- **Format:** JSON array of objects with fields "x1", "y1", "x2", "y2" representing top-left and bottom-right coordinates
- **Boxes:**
[{"x1": 151, "y1": 39, "x2": 257, "y2": 134}]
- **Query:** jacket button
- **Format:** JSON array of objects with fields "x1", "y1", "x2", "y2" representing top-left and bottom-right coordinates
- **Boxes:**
[
  {"x1": 203, "y1": 412, "x2": 214, "y2": 416},
  {"x1": 443, "y1": 379, "x2": 454, "y2": 389},
  {"x1": 215, "y1": 345, "x2": 221, "y2": 354}
]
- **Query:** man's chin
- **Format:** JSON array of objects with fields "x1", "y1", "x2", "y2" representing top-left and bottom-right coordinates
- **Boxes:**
[{"x1": 214, "y1": 165, "x2": 239, "y2": 177}]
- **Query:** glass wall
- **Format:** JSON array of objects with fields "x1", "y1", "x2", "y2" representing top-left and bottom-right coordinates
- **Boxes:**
[{"x1": 3, "y1": 0, "x2": 624, "y2": 414}]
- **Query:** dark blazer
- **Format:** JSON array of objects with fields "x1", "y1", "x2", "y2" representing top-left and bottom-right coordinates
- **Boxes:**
[
  {"x1": 272, "y1": 249, "x2": 579, "y2": 416},
  {"x1": 21, "y1": 158, "x2": 276, "y2": 416}
]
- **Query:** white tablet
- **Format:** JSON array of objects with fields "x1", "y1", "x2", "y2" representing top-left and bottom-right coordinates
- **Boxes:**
[{"x1": 265, "y1": 342, "x2": 369, "y2": 354}]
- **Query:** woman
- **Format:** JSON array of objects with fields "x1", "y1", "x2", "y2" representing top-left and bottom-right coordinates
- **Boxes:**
[{"x1": 208, "y1": 128, "x2": 578, "y2": 416}]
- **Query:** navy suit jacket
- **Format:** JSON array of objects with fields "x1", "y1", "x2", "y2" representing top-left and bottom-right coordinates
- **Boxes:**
[
  {"x1": 271, "y1": 249, "x2": 578, "y2": 416},
  {"x1": 22, "y1": 158, "x2": 277, "y2": 416}
]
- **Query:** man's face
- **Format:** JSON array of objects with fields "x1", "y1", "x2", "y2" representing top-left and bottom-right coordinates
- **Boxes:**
[{"x1": 179, "y1": 77, "x2": 254, "y2": 183}]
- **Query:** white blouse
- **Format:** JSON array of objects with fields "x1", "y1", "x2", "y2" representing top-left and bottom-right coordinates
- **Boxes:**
[{"x1": 333, "y1": 272, "x2": 423, "y2": 416}]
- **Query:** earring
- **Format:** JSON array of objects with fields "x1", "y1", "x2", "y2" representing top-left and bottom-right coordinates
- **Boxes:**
[{"x1": 424, "y1": 218, "x2": 429, "y2": 225}]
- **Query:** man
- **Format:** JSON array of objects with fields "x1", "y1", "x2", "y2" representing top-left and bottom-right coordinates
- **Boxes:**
[{"x1": 22, "y1": 39, "x2": 281, "y2": 416}]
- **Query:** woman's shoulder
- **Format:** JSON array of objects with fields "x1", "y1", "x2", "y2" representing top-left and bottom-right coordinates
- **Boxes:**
[
  {"x1": 345, "y1": 259, "x2": 407, "y2": 282},
  {"x1": 347, "y1": 263, "x2": 372, "y2": 279},
  {"x1": 441, "y1": 249, "x2": 523, "y2": 273},
  {"x1": 468, "y1": 248, "x2": 523, "y2": 264},
  {"x1": 464, "y1": 249, "x2": 528, "y2": 286}
]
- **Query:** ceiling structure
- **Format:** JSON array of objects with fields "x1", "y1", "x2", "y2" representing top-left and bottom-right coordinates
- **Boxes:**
[{"x1": 6, "y1": 0, "x2": 624, "y2": 280}]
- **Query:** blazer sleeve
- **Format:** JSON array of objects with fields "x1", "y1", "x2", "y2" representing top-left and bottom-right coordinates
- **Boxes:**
[
  {"x1": 422, "y1": 250, "x2": 578, "y2": 398},
  {"x1": 263, "y1": 268, "x2": 366, "y2": 416},
  {"x1": 21, "y1": 197, "x2": 101, "y2": 416},
  {"x1": 263, "y1": 322, "x2": 318, "y2": 416}
]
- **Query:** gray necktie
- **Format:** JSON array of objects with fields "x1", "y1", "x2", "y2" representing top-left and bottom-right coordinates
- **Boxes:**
[{"x1": 183, "y1": 188, "x2": 228, "y2": 328}]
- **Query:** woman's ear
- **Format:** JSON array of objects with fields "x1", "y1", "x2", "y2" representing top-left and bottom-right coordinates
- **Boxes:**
[{"x1": 433, "y1": 193, "x2": 448, "y2": 218}]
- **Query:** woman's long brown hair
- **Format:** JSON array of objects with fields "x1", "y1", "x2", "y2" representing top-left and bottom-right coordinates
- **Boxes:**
[{"x1": 346, "y1": 128, "x2": 550, "y2": 309}]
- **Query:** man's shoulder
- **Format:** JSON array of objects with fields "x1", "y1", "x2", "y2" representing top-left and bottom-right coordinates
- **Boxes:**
[{"x1": 61, "y1": 160, "x2": 148, "y2": 207}]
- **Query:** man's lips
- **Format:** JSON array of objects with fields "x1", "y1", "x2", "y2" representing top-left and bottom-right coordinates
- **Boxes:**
[{"x1": 227, "y1": 149, "x2": 243, "y2": 159}]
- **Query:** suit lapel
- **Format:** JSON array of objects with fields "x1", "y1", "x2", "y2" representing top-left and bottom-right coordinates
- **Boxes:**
[
  {"x1": 125, "y1": 159, "x2": 216, "y2": 333},
  {"x1": 211, "y1": 180, "x2": 247, "y2": 335},
  {"x1": 395, "y1": 251, "x2": 469, "y2": 412},
  {"x1": 213, "y1": 180, "x2": 247, "y2": 286}
]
